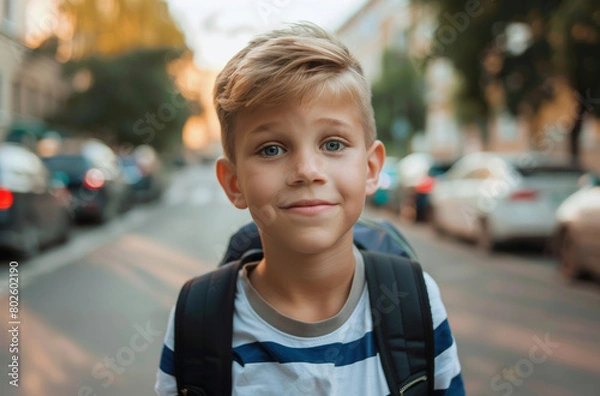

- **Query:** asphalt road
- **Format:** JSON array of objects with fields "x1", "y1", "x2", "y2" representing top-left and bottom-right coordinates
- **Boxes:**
[
  {"x1": 1, "y1": 164, "x2": 599, "y2": 396},
  {"x1": 366, "y1": 206, "x2": 600, "y2": 396}
]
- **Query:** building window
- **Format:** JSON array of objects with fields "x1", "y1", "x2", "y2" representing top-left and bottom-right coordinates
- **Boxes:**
[
  {"x1": 2, "y1": 0, "x2": 15, "y2": 34},
  {"x1": 0, "y1": 72, "x2": 5, "y2": 121},
  {"x1": 12, "y1": 81, "x2": 20, "y2": 115},
  {"x1": 26, "y1": 86, "x2": 38, "y2": 117},
  {"x1": 4, "y1": 0, "x2": 13, "y2": 21}
]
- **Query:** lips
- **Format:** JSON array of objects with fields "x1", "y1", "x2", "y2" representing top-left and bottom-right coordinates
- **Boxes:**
[
  {"x1": 282, "y1": 199, "x2": 334, "y2": 208},
  {"x1": 281, "y1": 199, "x2": 337, "y2": 215}
]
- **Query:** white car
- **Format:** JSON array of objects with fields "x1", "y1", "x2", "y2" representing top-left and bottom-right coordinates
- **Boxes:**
[
  {"x1": 430, "y1": 152, "x2": 584, "y2": 251},
  {"x1": 554, "y1": 173, "x2": 600, "y2": 280}
]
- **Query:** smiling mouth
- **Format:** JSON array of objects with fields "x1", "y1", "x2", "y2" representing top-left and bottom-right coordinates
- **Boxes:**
[{"x1": 281, "y1": 200, "x2": 337, "y2": 215}]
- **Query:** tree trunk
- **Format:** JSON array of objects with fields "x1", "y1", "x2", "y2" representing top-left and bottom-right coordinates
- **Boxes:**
[{"x1": 569, "y1": 100, "x2": 586, "y2": 167}]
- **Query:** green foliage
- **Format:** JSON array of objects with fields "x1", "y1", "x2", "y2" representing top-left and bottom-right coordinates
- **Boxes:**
[
  {"x1": 372, "y1": 50, "x2": 426, "y2": 155},
  {"x1": 412, "y1": 0, "x2": 600, "y2": 162},
  {"x1": 57, "y1": 0, "x2": 187, "y2": 60},
  {"x1": 50, "y1": 48, "x2": 191, "y2": 151},
  {"x1": 554, "y1": 0, "x2": 600, "y2": 114}
]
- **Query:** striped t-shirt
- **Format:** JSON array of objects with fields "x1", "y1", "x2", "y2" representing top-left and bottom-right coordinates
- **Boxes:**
[{"x1": 155, "y1": 247, "x2": 465, "y2": 395}]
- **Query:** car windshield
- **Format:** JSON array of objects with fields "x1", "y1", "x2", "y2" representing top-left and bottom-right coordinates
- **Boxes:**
[
  {"x1": 428, "y1": 163, "x2": 454, "y2": 177},
  {"x1": 515, "y1": 165, "x2": 584, "y2": 177},
  {"x1": 43, "y1": 156, "x2": 91, "y2": 177}
]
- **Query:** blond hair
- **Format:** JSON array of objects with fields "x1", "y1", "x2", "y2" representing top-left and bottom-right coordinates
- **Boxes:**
[{"x1": 214, "y1": 21, "x2": 376, "y2": 161}]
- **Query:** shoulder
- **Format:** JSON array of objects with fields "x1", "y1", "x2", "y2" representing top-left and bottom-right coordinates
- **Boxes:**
[
  {"x1": 422, "y1": 271, "x2": 451, "y2": 346},
  {"x1": 422, "y1": 271, "x2": 448, "y2": 327},
  {"x1": 155, "y1": 307, "x2": 177, "y2": 395},
  {"x1": 422, "y1": 272, "x2": 465, "y2": 395}
]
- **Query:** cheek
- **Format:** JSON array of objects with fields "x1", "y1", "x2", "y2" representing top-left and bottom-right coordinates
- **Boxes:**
[
  {"x1": 333, "y1": 160, "x2": 367, "y2": 197},
  {"x1": 239, "y1": 170, "x2": 280, "y2": 217}
]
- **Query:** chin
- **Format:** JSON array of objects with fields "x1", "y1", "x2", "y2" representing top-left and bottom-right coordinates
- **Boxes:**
[{"x1": 287, "y1": 228, "x2": 353, "y2": 255}]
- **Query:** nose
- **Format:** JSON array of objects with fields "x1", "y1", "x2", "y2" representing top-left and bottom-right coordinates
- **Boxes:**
[{"x1": 286, "y1": 148, "x2": 327, "y2": 186}]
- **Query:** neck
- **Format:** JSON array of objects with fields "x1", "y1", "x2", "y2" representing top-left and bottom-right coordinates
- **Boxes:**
[{"x1": 248, "y1": 231, "x2": 356, "y2": 322}]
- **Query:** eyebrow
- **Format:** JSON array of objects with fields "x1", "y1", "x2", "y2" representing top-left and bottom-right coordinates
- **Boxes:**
[
  {"x1": 314, "y1": 118, "x2": 353, "y2": 129},
  {"x1": 247, "y1": 122, "x2": 280, "y2": 136},
  {"x1": 246, "y1": 117, "x2": 353, "y2": 137}
]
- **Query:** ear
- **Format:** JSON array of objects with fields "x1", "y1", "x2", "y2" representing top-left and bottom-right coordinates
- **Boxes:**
[
  {"x1": 365, "y1": 140, "x2": 386, "y2": 196},
  {"x1": 216, "y1": 156, "x2": 248, "y2": 209}
]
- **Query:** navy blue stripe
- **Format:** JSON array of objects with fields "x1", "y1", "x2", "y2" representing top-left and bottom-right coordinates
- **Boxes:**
[
  {"x1": 233, "y1": 331, "x2": 377, "y2": 367},
  {"x1": 433, "y1": 373, "x2": 465, "y2": 396},
  {"x1": 434, "y1": 319, "x2": 453, "y2": 356},
  {"x1": 159, "y1": 345, "x2": 175, "y2": 375}
]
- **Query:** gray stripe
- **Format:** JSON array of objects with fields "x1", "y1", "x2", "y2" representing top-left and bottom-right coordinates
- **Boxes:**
[{"x1": 240, "y1": 246, "x2": 366, "y2": 337}]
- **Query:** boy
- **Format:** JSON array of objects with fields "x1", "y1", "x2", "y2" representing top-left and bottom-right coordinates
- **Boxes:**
[{"x1": 156, "y1": 22, "x2": 464, "y2": 395}]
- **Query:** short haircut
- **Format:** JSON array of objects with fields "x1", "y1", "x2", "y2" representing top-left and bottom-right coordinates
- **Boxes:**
[{"x1": 214, "y1": 21, "x2": 376, "y2": 162}]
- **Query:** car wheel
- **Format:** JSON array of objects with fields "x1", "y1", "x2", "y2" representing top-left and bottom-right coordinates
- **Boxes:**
[
  {"x1": 20, "y1": 224, "x2": 41, "y2": 259},
  {"x1": 56, "y1": 212, "x2": 72, "y2": 244},
  {"x1": 477, "y1": 218, "x2": 498, "y2": 253},
  {"x1": 97, "y1": 200, "x2": 117, "y2": 224},
  {"x1": 559, "y1": 230, "x2": 583, "y2": 280}
]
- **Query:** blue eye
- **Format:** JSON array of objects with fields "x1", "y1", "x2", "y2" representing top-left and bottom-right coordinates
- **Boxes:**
[
  {"x1": 323, "y1": 140, "x2": 345, "y2": 152},
  {"x1": 260, "y1": 145, "x2": 284, "y2": 157}
]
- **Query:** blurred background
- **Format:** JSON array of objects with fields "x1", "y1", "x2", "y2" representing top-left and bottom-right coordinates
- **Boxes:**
[{"x1": 0, "y1": 0, "x2": 599, "y2": 395}]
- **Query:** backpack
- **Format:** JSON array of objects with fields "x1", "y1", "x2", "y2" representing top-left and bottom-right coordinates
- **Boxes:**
[{"x1": 174, "y1": 218, "x2": 434, "y2": 396}]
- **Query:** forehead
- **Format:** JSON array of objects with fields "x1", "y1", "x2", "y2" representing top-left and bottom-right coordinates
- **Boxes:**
[{"x1": 235, "y1": 87, "x2": 364, "y2": 133}]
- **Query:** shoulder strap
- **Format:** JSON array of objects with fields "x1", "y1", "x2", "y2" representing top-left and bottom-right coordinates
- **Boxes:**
[
  {"x1": 174, "y1": 249, "x2": 434, "y2": 395},
  {"x1": 174, "y1": 259, "x2": 245, "y2": 396},
  {"x1": 362, "y1": 251, "x2": 435, "y2": 395}
]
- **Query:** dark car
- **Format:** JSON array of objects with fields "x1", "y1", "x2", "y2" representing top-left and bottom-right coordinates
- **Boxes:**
[
  {"x1": 395, "y1": 153, "x2": 455, "y2": 222},
  {"x1": 120, "y1": 145, "x2": 166, "y2": 204},
  {"x1": 554, "y1": 172, "x2": 600, "y2": 281},
  {"x1": 42, "y1": 139, "x2": 129, "y2": 223},
  {"x1": 0, "y1": 143, "x2": 71, "y2": 258}
]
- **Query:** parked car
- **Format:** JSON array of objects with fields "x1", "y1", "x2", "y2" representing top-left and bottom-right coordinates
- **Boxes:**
[
  {"x1": 554, "y1": 173, "x2": 600, "y2": 280},
  {"x1": 395, "y1": 153, "x2": 455, "y2": 221},
  {"x1": 0, "y1": 143, "x2": 71, "y2": 258},
  {"x1": 369, "y1": 156, "x2": 401, "y2": 210},
  {"x1": 120, "y1": 145, "x2": 166, "y2": 204},
  {"x1": 430, "y1": 151, "x2": 584, "y2": 251},
  {"x1": 42, "y1": 139, "x2": 129, "y2": 223}
]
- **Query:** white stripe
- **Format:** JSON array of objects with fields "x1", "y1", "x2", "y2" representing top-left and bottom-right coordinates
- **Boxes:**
[
  {"x1": 155, "y1": 369, "x2": 177, "y2": 396},
  {"x1": 232, "y1": 355, "x2": 389, "y2": 396},
  {"x1": 163, "y1": 306, "x2": 175, "y2": 350},
  {"x1": 424, "y1": 272, "x2": 449, "y2": 329},
  {"x1": 434, "y1": 341, "x2": 462, "y2": 390}
]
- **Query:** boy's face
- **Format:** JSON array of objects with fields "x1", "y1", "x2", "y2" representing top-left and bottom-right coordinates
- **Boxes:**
[{"x1": 216, "y1": 90, "x2": 385, "y2": 255}]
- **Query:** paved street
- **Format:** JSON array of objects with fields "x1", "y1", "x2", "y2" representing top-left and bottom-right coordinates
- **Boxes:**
[
  {"x1": 366, "y1": 206, "x2": 600, "y2": 396},
  {"x1": 1, "y1": 164, "x2": 599, "y2": 396}
]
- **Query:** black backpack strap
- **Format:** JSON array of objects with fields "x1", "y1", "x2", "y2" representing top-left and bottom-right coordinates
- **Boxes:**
[
  {"x1": 362, "y1": 251, "x2": 435, "y2": 395},
  {"x1": 174, "y1": 259, "x2": 245, "y2": 396}
]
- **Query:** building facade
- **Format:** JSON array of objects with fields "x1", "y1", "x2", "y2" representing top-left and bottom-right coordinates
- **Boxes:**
[
  {"x1": 0, "y1": 0, "x2": 68, "y2": 141},
  {"x1": 336, "y1": 0, "x2": 462, "y2": 159}
]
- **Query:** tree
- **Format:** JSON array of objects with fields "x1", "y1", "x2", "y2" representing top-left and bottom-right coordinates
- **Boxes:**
[
  {"x1": 553, "y1": 0, "x2": 600, "y2": 162},
  {"x1": 39, "y1": 0, "x2": 194, "y2": 152},
  {"x1": 49, "y1": 48, "x2": 190, "y2": 151},
  {"x1": 56, "y1": 0, "x2": 186, "y2": 61},
  {"x1": 372, "y1": 50, "x2": 427, "y2": 157},
  {"x1": 412, "y1": 0, "x2": 600, "y2": 164}
]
